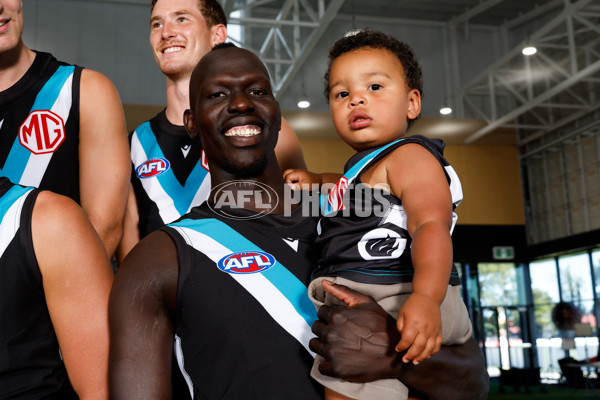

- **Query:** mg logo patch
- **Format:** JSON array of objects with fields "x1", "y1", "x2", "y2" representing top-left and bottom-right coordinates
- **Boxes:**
[
  {"x1": 136, "y1": 158, "x2": 170, "y2": 179},
  {"x1": 217, "y1": 251, "x2": 276, "y2": 274},
  {"x1": 19, "y1": 110, "x2": 66, "y2": 154}
]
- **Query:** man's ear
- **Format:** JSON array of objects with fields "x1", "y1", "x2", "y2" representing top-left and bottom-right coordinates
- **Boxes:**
[
  {"x1": 407, "y1": 89, "x2": 422, "y2": 120},
  {"x1": 183, "y1": 109, "x2": 198, "y2": 139},
  {"x1": 211, "y1": 24, "x2": 228, "y2": 47}
]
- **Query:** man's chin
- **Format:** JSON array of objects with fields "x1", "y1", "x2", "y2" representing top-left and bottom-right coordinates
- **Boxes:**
[
  {"x1": 158, "y1": 60, "x2": 192, "y2": 78},
  {"x1": 224, "y1": 157, "x2": 269, "y2": 179}
]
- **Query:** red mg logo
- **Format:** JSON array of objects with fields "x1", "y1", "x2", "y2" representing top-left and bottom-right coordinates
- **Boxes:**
[{"x1": 19, "y1": 110, "x2": 66, "y2": 154}]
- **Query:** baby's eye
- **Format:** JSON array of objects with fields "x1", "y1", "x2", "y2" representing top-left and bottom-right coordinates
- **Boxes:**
[
  {"x1": 368, "y1": 84, "x2": 382, "y2": 91},
  {"x1": 334, "y1": 91, "x2": 349, "y2": 99}
]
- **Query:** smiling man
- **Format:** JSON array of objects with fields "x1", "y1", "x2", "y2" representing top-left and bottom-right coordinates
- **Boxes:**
[
  {"x1": 109, "y1": 44, "x2": 322, "y2": 399},
  {"x1": 117, "y1": 0, "x2": 307, "y2": 262}
]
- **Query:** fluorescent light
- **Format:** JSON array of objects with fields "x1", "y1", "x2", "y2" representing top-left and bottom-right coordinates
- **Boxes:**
[
  {"x1": 440, "y1": 107, "x2": 452, "y2": 115},
  {"x1": 297, "y1": 100, "x2": 310, "y2": 109},
  {"x1": 522, "y1": 46, "x2": 537, "y2": 56}
]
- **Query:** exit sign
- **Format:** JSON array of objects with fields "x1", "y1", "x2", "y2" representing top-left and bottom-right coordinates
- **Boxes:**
[{"x1": 493, "y1": 246, "x2": 514, "y2": 260}]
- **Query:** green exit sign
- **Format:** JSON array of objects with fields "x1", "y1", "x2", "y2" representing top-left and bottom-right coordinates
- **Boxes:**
[{"x1": 493, "y1": 246, "x2": 514, "y2": 260}]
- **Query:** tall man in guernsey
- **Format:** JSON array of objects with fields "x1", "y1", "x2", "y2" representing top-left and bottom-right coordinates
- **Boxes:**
[
  {"x1": 0, "y1": 0, "x2": 130, "y2": 258},
  {"x1": 108, "y1": 43, "x2": 488, "y2": 400},
  {"x1": 117, "y1": 0, "x2": 307, "y2": 261}
]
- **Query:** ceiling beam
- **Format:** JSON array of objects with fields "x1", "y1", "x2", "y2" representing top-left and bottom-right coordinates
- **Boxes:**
[{"x1": 450, "y1": 0, "x2": 504, "y2": 26}]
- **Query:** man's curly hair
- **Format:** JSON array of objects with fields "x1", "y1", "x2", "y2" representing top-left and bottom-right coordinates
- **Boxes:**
[{"x1": 324, "y1": 29, "x2": 423, "y2": 102}]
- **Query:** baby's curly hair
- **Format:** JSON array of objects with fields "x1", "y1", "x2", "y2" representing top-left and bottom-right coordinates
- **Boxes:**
[{"x1": 324, "y1": 29, "x2": 423, "y2": 102}]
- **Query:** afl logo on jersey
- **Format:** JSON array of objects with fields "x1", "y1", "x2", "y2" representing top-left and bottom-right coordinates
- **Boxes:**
[
  {"x1": 136, "y1": 158, "x2": 170, "y2": 179},
  {"x1": 217, "y1": 251, "x2": 276, "y2": 274},
  {"x1": 19, "y1": 110, "x2": 66, "y2": 154}
]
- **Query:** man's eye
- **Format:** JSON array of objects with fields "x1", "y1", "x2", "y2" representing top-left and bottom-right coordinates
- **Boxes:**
[
  {"x1": 151, "y1": 21, "x2": 162, "y2": 29},
  {"x1": 249, "y1": 89, "x2": 266, "y2": 96},
  {"x1": 177, "y1": 16, "x2": 188, "y2": 23},
  {"x1": 208, "y1": 92, "x2": 225, "y2": 99},
  {"x1": 335, "y1": 91, "x2": 349, "y2": 99},
  {"x1": 368, "y1": 84, "x2": 382, "y2": 91}
]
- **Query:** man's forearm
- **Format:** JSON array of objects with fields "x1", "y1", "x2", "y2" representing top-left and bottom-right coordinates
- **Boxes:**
[{"x1": 398, "y1": 338, "x2": 489, "y2": 400}]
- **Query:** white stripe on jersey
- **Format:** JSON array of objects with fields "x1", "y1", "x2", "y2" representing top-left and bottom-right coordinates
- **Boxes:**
[
  {"x1": 0, "y1": 190, "x2": 33, "y2": 256},
  {"x1": 20, "y1": 73, "x2": 73, "y2": 188},
  {"x1": 174, "y1": 335, "x2": 194, "y2": 399},
  {"x1": 130, "y1": 133, "x2": 182, "y2": 224},
  {"x1": 172, "y1": 225, "x2": 316, "y2": 357}
]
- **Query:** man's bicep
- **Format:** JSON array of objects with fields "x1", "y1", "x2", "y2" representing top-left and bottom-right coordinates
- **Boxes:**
[
  {"x1": 109, "y1": 231, "x2": 178, "y2": 399},
  {"x1": 116, "y1": 184, "x2": 141, "y2": 264},
  {"x1": 79, "y1": 69, "x2": 130, "y2": 257}
]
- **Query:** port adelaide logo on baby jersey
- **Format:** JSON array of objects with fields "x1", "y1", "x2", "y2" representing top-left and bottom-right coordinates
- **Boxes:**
[
  {"x1": 217, "y1": 251, "x2": 276, "y2": 274},
  {"x1": 136, "y1": 158, "x2": 170, "y2": 179}
]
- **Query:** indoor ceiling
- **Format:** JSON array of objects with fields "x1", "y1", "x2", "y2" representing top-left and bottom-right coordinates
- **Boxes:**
[{"x1": 222, "y1": 0, "x2": 600, "y2": 146}]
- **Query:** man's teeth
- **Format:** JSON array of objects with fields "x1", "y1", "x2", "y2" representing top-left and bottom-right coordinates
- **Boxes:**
[
  {"x1": 224, "y1": 127, "x2": 261, "y2": 137},
  {"x1": 164, "y1": 46, "x2": 183, "y2": 53}
]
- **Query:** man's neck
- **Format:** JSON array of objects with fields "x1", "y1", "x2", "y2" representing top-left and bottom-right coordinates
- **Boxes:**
[
  {"x1": 209, "y1": 158, "x2": 289, "y2": 215},
  {"x1": 164, "y1": 74, "x2": 191, "y2": 126},
  {"x1": 0, "y1": 43, "x2": 36, "y2": 92}
]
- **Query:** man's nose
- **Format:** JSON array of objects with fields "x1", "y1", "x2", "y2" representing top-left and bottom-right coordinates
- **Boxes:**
[{"x1": 229, "y1": 91, "x2": 255, "y2": 113}]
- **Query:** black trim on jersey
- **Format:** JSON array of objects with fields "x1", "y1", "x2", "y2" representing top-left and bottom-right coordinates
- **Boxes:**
[
  {"x1": 162, "y1": 204, "x2": 322, "y2": 400},
  {"x1": 129, "y1": 110, "x2": 204, "y2": 238},
  {"x1": 0, "y1": 52, "x2": 84, "y2": 203}
]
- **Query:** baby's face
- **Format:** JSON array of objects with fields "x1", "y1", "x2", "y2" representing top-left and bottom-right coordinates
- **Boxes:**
[{"x1": 328, "y1": 47, "x2": 421, "y2": 151}]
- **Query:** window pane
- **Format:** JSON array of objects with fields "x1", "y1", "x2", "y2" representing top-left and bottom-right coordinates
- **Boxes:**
[
  {"x1": 478, "y1": 263, "x2": 519, "y2": 307},
  {"x1": 558, "y1": 253, "x2": 593, "y2": 302},
  {"x1": 593, "y1": 249, "x2": 600, "y2": 296},
  {"x1": 530, "y1": 259, "x2": 560, "y2": 304}
]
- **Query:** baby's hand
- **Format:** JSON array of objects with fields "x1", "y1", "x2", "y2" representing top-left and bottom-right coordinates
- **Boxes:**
[
  {"x1": 395, "y1": 293, "x2": 442, "y2": 365},
  {"x1": 283, "y1": 169, "x2": 322, "y2": 191}
]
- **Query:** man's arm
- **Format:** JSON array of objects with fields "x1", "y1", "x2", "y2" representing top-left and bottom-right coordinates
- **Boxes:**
[
  {"x1": 274, "y1": 117, "x2": 307, "y2": 171},
  {"x1": 79, "y1": 69, "x2": 131, "y2": 258},
  {"x1": 310, "y1": 282, "x2": 489, "y2": 400},
  {"x1": 32, "y1": 191, "x2": 114, "y2": 400},
  {"x1": 116, "y1": 183, "x2": 140, "y2": 264},
  {"x1": 109, "y1": 230, "x2": 179, "y2": 399}
]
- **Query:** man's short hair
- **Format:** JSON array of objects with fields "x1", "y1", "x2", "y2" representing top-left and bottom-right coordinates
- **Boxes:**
[{"x1": 151, "y1": 0, "x2": 227, "y2": 27}]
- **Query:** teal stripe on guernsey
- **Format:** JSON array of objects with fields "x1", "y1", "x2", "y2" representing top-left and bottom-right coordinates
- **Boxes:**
[
  {"x1": 172, "y1": 218, "x2": 318, "y2": 326},
  {"x1": 1, "y1": 66, "x2": 75, "y2": 183},
  {"x1": 319, "y1": 138, "x2": 406, "y2": 215},
  {"x1": 0, "y1": 185, "x2": 34, "y2": 220},
  {"x1": 135, "y1": 122, "x2": 209, "y2": 215}
]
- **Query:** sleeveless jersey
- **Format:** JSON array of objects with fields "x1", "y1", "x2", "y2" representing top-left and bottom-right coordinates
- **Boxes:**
[
  {"x1": 315, "y1": 135, "x2": 463, "y2": 285},
  {"x1": 130, "y1": 110, "x2": 210, "y2": 238},
  {"x1": 164, "y1": 204, "x2": 322, "y2": 399},
  {"x1": 0, "y1": 178, "x2": 75, "y2": 399},
  {"x1": 0, "y1": 52, "x2": 83, "y2": 202}
]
